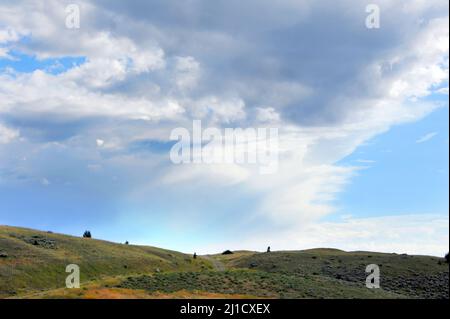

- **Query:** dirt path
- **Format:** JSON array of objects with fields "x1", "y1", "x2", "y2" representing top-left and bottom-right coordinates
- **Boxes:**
[{"x1": 201, "y1": 255, "x2": 226, "y2": 272}]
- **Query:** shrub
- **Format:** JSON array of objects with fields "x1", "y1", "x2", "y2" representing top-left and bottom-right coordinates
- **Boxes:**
[{"x1": 83, "y1": 231, "x2": 92, "y2": 238}]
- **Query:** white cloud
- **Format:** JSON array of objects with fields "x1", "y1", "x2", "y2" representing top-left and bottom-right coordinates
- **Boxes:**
[
  {"x1": 40, "y1": 178, "x2": 50, "y2": 186},
  {"x1": 162, "y1": 163, "x2": 250, "y2": 187},
  {"x1": 356, "y1": 159, "x2": 376, "y2": 164},
  {"x1": 0, "y1": 47, "x2": 9, "y2": 58},
  {"x1": 174, "y1": 56, "x2": 201, "y2": 91},
  {"x1": 0, "y1": 69, "x2": 185, "y2": 121},
  {"x1": 0, "y1": 27, "x2": 23, "y2": 58},
  {"x1": 0, "y1": 27, "x2": 21, "y2": 44},
  {"x1": 188, "y1": 96, "x2": 247, "y2": 124},
  {"x1": 0, "y1": 123, "x2": 19, "y2": 144},
  {"x1": 436, "y1": 87, "x2": 449, "y2": 95},
  {"x1": 96, "y1": 139, "x2": 105, "y2": 147},
  {"x1": 0, "y1": 0, "x2": 448, "y2": 255},
  {"x1": 200, "y1": 214, "x2": 449, "y2": 257},
  {"x1": 256, "y1": 107, "x2": 281, "y2": 123},
  {"x1": 416, "y1": 132, "x2": 438, "y2": 143}
]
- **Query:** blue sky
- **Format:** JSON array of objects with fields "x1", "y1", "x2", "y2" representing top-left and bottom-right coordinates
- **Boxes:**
[
  {"x1": 337, "y1": 101, "x2": 449, "y2": 219},
  {"x1": 0, "y1": 51, "x2": 85, "y2": 74},
  {"x1": 0, "y1": 0, "x2": 448, "y2": 256}
]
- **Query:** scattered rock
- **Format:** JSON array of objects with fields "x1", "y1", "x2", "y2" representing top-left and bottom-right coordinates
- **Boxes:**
[{"x1": 21, "y1": 235, "x2": 57, "y2": 249}]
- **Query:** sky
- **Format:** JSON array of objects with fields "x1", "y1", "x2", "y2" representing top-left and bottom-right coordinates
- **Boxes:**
[{"x1": 0, "y1": 0, "x2": 448, "y2": 256}]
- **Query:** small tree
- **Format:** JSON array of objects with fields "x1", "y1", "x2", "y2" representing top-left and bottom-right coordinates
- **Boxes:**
[
  {"x1": 193, "y1": 252, "x2": 197, "y2": 259},
  {"x1": 267, "y1": 246, "x2": 271, "y2": 253},
  {"x1": 125, "y1": 241, "x2": 129, "y2": 245},
  {"x1": 83, "y1": 230, "x2": 92, "y2": 238}
]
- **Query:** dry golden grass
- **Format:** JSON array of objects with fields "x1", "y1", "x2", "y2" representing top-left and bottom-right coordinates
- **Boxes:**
[{"x1": 21, "y1": 287, "x2": 260, "y2": 299}]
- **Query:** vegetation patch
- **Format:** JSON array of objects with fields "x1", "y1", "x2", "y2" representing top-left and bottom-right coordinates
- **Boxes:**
[
  {"x1": 117, "y1": 270, "x2": 402, "y2": 299},
  {"x1": 231, "y1": 251, "x2": 449, "y2": 299},
  {"x1": 13, "y1": 234, "x2": 57, "y2": 249}
]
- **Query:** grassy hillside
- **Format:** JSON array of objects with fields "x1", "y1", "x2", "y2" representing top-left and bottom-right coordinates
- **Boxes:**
[
  {"x1": 1, "y1": 226, "x2": 448, "y2": 299},
  {"x1": 0, "y1": 226, "x2": 211, "y2": 298},
  {"x1": 117, "y1": 269, "x2": 402, "y2": 299},
  {"x1": 116, "y1": 249, "x2": 448, "y2": 299},
  {"x1": 227, "y1": 249, "x2": 449, "y2": 299}
]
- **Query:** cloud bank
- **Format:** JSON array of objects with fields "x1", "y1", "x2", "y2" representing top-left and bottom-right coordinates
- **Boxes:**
[{"x1": 0, "y1": 0, "x2": 448, "y2": 254}]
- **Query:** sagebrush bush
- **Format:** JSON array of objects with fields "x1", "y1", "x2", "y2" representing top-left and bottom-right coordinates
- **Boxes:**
[{"x1": 83, "y1": 231, "x2": 92, "y2": 238}]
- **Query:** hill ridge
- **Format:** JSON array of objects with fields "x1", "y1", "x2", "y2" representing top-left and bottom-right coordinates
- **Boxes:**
[{"x1": 1, "y1": 225, "x2": 448, "y2": 299}]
